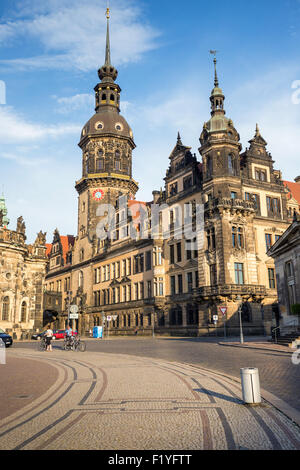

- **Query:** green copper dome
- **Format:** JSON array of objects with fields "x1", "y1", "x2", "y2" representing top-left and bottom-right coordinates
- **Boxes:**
[{"x1": 0, "y1": 193, "x2": 10, "y2": 227}]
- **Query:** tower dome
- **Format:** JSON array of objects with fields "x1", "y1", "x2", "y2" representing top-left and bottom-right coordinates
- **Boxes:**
[{"x1": 79, "y1": 7, "x2": 134, "y2": 148}]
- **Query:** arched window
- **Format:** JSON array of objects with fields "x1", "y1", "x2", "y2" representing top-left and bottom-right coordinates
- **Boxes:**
[
  {"x1": 101, "y1": 94, "x2": 106, "y2": 101},
  {"x1": 21, "y1": 301, "x2": 27, "y2": 323},
  {"x1": 110, "y1": 94, "x2": 115, "y2": 102},
  {"x1": 2, "y1": 297, "x2": 9, "y2": 321}
]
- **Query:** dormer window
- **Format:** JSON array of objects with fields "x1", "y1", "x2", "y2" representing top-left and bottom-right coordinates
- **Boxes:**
[
  {"x1": 169, "y1": 182, "x2": 178, "y2": 196},
  {"x1": 255, "y1": 168, "x2": 267, "y2": 182}
]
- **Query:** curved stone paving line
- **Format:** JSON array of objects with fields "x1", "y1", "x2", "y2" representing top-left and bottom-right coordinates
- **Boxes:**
[{"x1": 0, "y1": 349, "x2": 300, "y2": 451}]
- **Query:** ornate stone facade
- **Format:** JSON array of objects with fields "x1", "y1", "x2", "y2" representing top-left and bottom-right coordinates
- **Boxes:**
[
  {"x1": 0, "y1": 206, "x2": 48, "y2": 338},
  {"x1": 44, "y1": 12, "x2": 294, "y2": 337},
  {"x1": 268, "y1": 212, "x2": 300, "y2": 328}
]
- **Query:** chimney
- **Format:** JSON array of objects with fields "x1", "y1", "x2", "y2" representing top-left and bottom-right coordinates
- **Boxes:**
[{"x1": 294, "y1": 176, "x2": 300, "y2": 184}]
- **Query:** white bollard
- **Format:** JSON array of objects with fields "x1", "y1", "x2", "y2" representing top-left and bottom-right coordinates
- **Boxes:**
[
  {"x1": 240, "y1": 368, "x2": 261, "y2": 404},
  {"x1": 0, "y1": 338, "x2": 6, "y2": 365}
]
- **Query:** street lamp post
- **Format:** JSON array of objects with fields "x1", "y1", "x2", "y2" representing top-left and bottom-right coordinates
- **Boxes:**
[
  {"x1": 237, "y1": 295, "x2": 244, "y2": 344},
  {"x1": 152, "y1": 312, "x2": 155, "y2": 338}
]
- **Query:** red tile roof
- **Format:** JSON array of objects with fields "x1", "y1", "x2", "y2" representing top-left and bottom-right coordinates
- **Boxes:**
[
  {"x1": 60, "y1": 235, "x2": 75, "y2": 262},
  {"x1": 45, "y1": 244, "x2": 52, "y2": 258},
  {"x1": 284, "y1": 181, "x2": 300, "y2": 206}
]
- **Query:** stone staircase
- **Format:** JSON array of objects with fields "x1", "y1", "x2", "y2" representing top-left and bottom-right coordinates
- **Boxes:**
[{"x1": 271, "y1": 325, "x2": 300, "y2": 348}]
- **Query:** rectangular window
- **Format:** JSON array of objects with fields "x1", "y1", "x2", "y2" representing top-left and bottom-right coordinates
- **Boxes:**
[
  {"x1": 265, "y1": 233, "x2": 272, "y2": 251},
  {"x1": 134, "y1": 255, "x2": 139, "y2": 274},
  {"x1": 123, "y1": 285, "x2": 127, "y2": 303},
  {"x1": 187, "y1": 272, "x2": 193, "y2": 293},
  {"x1": 267, "y1": 197, "x2": 281, "y2": 218},
  {"x1": 146, "y1": 251, "x2": 152, "y2": 271},
  {"x1": 195, "y1": 271, "x2": 199, "y2": 288},
  {"x1": 268, "y1": 268, "x2": 276, "y2": 289},
  {"x1": 127, "y1": 258, "x2": 131, "y2": 276},
  {"x1": 159, "y1": 278, "x2": 164, "y2": 296},
  {"x1": 231, "y1": 192, "x2": 237, "y2": 200},
  {"x1": 178, "y1": 274, "x2": 183, "y2": 294},
  {"x1": 134, "y1": 283, "x2": 139, "y2": 300},
  {"x1": 177, "y1": 242, "x2": 182, "y2": 262},
  {"x1": 139, "y1": 282, "x2": 144, "y2": 300},
  {"x1": 255, "y1": 168, "x2": 267, "y2": 182},
  {"x1": 116, "y1": 261, "x2": 120, "y2": 278},
  {"x1": 170, "y1": 245, "x2": 175, "y2": 264},
  {"x1": 147, "y1": 280, "x2": 152, "y2": 298},
  {"x1": 171, "y1": 276, "x2": 176, "y2": 295},
  {"x1": 186, "y1": 240, "x2": 192, "y2": 260},
  {"x1": 127, "y1": 284, "x2": 131, "y2": 301},
  {"x1": 234, "y1": 263, "x2": 244, "y2": 285},
  {"x1": 210, "y1": 264, "x2": 217, "y2": 286},
  {"x1": 140, "y1": 254, "x2": 144, "y2": 273}
]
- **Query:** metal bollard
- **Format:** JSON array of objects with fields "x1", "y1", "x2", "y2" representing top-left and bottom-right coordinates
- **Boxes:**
[{"x1": 240, "y1": 368, "x2": 261, "y2": 405}]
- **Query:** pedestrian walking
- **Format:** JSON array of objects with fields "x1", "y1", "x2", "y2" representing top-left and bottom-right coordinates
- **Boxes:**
[{"x1": 45, "y1": 327, "x2": 53, "y2": 351}]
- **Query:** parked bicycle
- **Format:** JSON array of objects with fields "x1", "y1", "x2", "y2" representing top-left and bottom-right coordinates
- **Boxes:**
[
  {"x1": 37, "y1": 336, "x2": 47, "y2": 351},
  {"x1": 63, "y1": 334, "x2": 86, "y2": 352}
]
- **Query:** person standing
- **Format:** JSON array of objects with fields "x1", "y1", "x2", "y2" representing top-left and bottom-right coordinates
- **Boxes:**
[{"x1": 45, "y1": 327, "x2": 53, "y2": 351}]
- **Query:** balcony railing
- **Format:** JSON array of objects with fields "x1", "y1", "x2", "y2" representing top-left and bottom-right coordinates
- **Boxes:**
[{"x1": 197, "y1": 284, "x2": 266, "y2": 300}]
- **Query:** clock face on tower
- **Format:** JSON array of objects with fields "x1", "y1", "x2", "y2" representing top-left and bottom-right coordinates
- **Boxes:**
[{"x1": 92, "y1": 189, "x2": 105, "y2": 201}]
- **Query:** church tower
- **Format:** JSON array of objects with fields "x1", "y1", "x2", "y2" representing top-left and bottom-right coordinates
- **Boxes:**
[
  {"x1": 75, "y1": 8, "x2": 139, "y2": 260},
  {"x1": 199, "y1": 56, "x2": 242, "y2": 200}
]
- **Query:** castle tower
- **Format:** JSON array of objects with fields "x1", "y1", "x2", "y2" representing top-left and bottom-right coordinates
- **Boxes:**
[
  {"x1": 199, "y1": 56, "x2": 242, "y2": 200},
  {"x1": 75, "y1": 8, "x2": 139, "y2": 258}
]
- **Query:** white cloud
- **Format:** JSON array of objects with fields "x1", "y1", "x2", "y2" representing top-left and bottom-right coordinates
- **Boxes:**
[
  {"x1": 0, "y1": 151, "x2": 49, "y2": 166},
  {"x1": 54, "y1": 93, "x2": 94, "y2": 114},
  {"x1": 0, "y1": 106, "x2": 81, "y2": 142},
  {"x1": 0, "y1": 0, "x2": 160, "y2": 71}
]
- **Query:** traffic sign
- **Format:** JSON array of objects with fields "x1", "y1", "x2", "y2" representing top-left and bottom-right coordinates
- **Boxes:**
[
  {"x1": 213, "y1": 315, "x2": 218, "y2": 321},
  {"x1": 107, "y1": 316, "x2": 112, "y2": 322},
  {"x1": 219, "y1": 307, "x2": 227, "y2": 316},
  {"x1": 70, "y1": 305, "x2": 79, "y2": 314},
  {"x1": 69, "y1": 313, "x2": 79, "y2": 319},
  {"x1": 112, "y1": 315, "x2": 118, "y2": 321}
]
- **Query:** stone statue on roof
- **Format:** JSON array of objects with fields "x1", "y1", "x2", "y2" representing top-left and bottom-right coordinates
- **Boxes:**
[
  {"x1": 16, "y1": 216, "x2": 26, "y2": 234},
  {"x1": 35, "y1": 231, "x2": 47, "y2": 246}
]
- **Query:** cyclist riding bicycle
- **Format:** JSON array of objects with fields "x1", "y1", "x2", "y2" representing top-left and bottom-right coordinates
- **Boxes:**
[{"x1": 64, "y1": 325, "x2": 74, "y2": 348}]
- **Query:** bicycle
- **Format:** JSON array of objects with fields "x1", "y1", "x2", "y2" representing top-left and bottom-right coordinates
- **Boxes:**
[
  {"x1": 73, "y1": 335, "x2": 86, "y2": 352},
  {"x1": 62, "y1": 335, "x2": 86, "y2": 352},
  {"x1": 37, "y1": 336, "x2": 47, "y2": 351}
]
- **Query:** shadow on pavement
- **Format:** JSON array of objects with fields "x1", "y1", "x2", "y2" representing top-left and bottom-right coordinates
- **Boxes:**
[{"x1": 193, "y1": 388, "x2": 244, "y2": 405}]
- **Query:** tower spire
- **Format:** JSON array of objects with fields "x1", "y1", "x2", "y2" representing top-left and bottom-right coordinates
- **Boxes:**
[
  {"x1": 105, "y1": 6, "x2": 111, "y2": 66},
  {"x1": 214, "y1": 57, "x2": 219, "y2": 88},
  {"x1": 209, "y1": 51, "x2": 225, "y2": 116}
]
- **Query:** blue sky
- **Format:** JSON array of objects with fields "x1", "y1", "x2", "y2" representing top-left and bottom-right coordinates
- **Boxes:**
[{"x1": 0, "y1": 0, "x2": 300, "y2": 243}]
